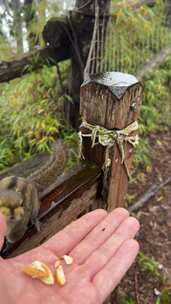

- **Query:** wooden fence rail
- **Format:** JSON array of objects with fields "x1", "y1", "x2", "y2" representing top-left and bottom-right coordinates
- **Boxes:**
[{"x1": 2, "y1": 163, "x2": 100, "y2": 257}]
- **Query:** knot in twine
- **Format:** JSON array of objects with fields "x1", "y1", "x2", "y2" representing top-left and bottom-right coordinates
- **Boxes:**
[{"x1": 78, "y1": 120, "x2": 139, "y2": 180}]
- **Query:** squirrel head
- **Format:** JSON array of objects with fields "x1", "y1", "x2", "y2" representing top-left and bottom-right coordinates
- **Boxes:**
[{"x1": 0, "y1": 190, "x2": 25, "y2": 238}]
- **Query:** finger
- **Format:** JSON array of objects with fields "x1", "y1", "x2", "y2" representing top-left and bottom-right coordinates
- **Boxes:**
[
  {"x1": 83, "y1": 217, "x2": 140, "y2": 277},
  {"x1": 0, "y1": 213, "x2": 7, "y2": 250},
  {"x1": 93, "y1": 239, "x2": 139, "y2": 302},
  {"x1": 42, "y1": 209, "x2": 107, "y2": 255},
  {"x1": 70, "y1": 208, "x2": 129, "y2": 264}
]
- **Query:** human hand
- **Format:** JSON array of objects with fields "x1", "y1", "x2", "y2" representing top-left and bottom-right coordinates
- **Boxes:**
[{"x1": 0, "y1": 208, "x2": 140, "y2": 304}]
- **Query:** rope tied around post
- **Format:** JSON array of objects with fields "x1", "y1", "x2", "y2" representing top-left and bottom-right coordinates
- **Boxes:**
[{"x1": 79, "y1": 119, "x2": 139, "y2": 180}]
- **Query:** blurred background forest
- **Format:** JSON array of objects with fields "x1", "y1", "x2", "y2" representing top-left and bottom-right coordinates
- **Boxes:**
[{"x1": 0, "y1": 1, "x2": 171, "y2": 303}]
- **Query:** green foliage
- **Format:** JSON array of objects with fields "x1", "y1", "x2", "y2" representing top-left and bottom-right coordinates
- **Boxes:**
[
  {"x1": 134, "y1": 137, "x2": 151, "y2": 168},
  {"x1": 60, "y1": 130, "x2": 80, "y2": 169},
  {"x1": 141, "y1": 66, "x2": 171, "y2": 133},
  {"x1": 160, "y1": 287, "x2": 171, "y2": 304},
  {"x1": 0, "y1": 35, "x2": 14, "y2": 60},
  {"x1": 120, "y1": 296, "x2": 136, "y2": 304},
  {"x1": 153, "y1": 287, "x2": 171, "y2": 304},
  {"x1": 0, "y1": 63, "x2": 71, "y2": 170},
  {"x1": 134, "y1": 57, "x2": 171, "y2": 168},
  {"x1": 24, "y1": 0, "x2": 63, "y2": 48},
  {"x1": 108, "y1": 0, "x2": 171, "y2": 73},
  {"x1": 108, "y1": 1, "x2": 171, "y2": 170},
  {"x1": 138, "y1": 251, "x2": 165, "y2": 282},
  {"x1": 155, "y1": 286, "x2": 171, "y2": 304},
  {"x1": 156, "y1": 298, "x2": 161, "y2": 304},
  {"x1": 0, "y1": 139, "x2": 16, "y2": 171}
]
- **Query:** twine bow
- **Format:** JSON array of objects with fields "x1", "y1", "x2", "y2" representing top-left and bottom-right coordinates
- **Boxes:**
[{"x1": 79, "y1": 119, "x2": 139, "y2": 180}]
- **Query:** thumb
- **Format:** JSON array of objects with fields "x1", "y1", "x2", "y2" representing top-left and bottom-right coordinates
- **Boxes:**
[{"x1": 0, "y1": 213, "x2": 7, "y2": 250}]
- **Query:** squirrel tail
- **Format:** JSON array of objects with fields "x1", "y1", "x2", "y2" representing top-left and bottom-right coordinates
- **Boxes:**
[{"x1": 28, "y1": 140, "x2": 67, "y2": 190}]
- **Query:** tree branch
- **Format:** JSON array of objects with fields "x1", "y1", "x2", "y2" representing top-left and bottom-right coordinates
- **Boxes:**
[
  {"x1": 129, "y1": 176, "x2": 171, "y2": 213},
  {"x1": 137, "y1": 46, "x2": 171, "y2": 81},
  {"x1": 0, "y1": 45, "x2": 70, "y2": 83}
]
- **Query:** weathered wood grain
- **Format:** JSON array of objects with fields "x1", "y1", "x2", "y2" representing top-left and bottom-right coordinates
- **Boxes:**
[
  {"x1": 80, "y1": 72, "x2": 142, "y2": 210},
  {"x1": 107, "y1": 84, "x2": 142, "y2": 210}
]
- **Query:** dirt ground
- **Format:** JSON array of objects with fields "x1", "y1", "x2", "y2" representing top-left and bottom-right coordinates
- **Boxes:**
[{"x1": 112, "y1": 128, "x2": 171, "y2": 304}]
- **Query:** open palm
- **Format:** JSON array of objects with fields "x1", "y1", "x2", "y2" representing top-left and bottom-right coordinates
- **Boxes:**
[{"x1": 0, "y1": 208, "x2": 140, "y2": 304}]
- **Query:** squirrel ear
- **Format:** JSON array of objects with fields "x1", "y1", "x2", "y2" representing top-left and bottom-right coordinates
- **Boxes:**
[{"x1": 0, "y1": 213, "x2": 7, "y2": 250}]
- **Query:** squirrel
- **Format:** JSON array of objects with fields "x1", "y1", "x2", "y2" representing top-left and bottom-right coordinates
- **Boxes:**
[{"x1": 0, "y1": 140, "x2": 67, "y2": 244}]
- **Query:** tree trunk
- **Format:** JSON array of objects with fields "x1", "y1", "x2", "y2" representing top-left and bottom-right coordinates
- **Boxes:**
[
  {"x1": 23, "y1": 0, "x2": 39, "y2": 50},
  {"x1": 12, "y1": 0, "x2": 24, "y2": 53},
  {"x1": 166, "y1": 0, "x2": 171, "y2": 26}
]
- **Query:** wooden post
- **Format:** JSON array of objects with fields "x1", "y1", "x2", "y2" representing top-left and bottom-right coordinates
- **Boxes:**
[
  {"x1": 80, "y1": 72, "x2": 142, "y2": 210},
  {"x1": 67, "y1": 0, "x2": 111, "y2": 128}
]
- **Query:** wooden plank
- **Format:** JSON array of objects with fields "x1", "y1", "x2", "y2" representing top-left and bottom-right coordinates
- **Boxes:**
[{"x1": 6, "y1": 184, "x2": 98, "y2": 257}]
